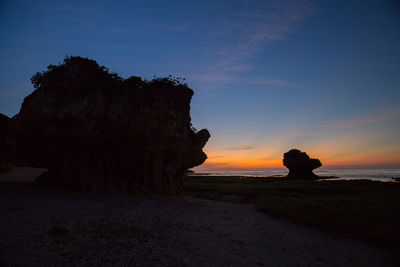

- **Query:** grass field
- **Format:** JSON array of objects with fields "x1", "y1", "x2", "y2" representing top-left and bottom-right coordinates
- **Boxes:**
[{"x1": 184, "y1": 176, "x2": 400, "y2": 252}]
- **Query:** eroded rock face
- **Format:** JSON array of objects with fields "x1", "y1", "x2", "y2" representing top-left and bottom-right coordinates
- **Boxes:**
[
  {"x1": 283, "y1": 149, "x2": 322, "y2": 179},
  {"x1": 0, "y1": 113, "x2": 15, "y2": 173},
  {"x1": 12, "y1": 56, "x2": 210, "y2": 193}
]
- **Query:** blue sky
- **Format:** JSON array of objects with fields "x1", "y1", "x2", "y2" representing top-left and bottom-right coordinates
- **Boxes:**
[{"x1": 1, "y1": 0, "x2": 399, "y2": 169}]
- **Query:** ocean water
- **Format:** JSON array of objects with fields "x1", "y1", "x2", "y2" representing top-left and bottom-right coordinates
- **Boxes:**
[{"x1": 192, "y1": 168, "x2": 400, "y2": 182}]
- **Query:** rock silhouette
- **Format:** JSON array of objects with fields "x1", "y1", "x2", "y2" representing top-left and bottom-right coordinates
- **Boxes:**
[
  {"x1": 283, "y1": 149, "x2": 322, "y2": 178},
  {"x1": 12, "y1": 56, "x2": 210, "y2": 193},
  {"x1": 0, "y1": 113, "x2": 15, "y2": 173}
]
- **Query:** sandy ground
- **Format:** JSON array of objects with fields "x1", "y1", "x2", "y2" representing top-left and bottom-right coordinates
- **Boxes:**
[
  {"x1": 0, "y1": 167, "x2": 47, "y2": 182},
  {"x1": 0, "y1": 168, "x2": 395, "y2": 266}
]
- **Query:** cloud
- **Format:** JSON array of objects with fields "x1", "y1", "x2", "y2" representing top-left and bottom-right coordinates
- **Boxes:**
[
  {"x1": 323, "y1": 107, "x2": 400, "y2": 129},
  {"x1": 224, "y1": 145, "x2": 255, "y2": 151},
  {"x1": 200, "y1": 161, "x2": 242, "y2": 170},
  {"x1": 190, "y1": 73, "x2": 234, "y2": 84},
  {"x1": 190, "y1": 73, "x2": 293, "y2": 87},
  {"x1": 194, "y1": 0, "x2": 314, "y2": 85},
  {"x1": 206, "y1": 155, "x2": 226, "y2": 160},
  {"x1": 239, "y1": 77, "x2": 295, "y2": 86}
]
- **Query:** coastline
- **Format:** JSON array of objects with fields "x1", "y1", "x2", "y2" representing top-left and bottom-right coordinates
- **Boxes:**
[
  {"x1": 189, "y1": 168, "x2": 400, "y2": 183},
  {"x1": 2, "y1": 166, "x2": 398, "y2": 184},
  {"x1": 189, "y1": 174, "x2": 399, "y2": 183}
]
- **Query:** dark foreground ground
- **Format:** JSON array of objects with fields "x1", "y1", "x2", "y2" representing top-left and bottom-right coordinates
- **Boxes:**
[
  {"x1": 0, "y1": 176, "x2": 397, "y2": 266},
  {"x1": 185, "y1": 176, "x2": 400, "y2": 251}
]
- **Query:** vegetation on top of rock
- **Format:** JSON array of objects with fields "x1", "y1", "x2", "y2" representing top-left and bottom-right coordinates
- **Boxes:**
[{"x1": 31, "y1": 56, "x2": 188, "y2": 91}]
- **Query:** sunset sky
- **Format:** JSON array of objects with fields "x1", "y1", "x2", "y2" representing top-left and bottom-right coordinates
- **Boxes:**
[{"x1": 0, "y1": 0, "x2": 399, "y2": 170}]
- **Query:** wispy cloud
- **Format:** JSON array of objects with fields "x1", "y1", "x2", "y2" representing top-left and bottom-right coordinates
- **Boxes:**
[
  {"x1": 323, "y1": 107, "x2": 400, "y2": 129},
  {"x1": 239, "y1": 77, "x2": 295, "y2": 86},
  {"x1": 190, "y1": 74, "x2": 293, "y2": 87},
  {"x1": 224, "y1": 145, "x2": 255, "y2": 151},
  {"x1": 207, "y1": 155, "x2": 226, "y2": 160},
  {"x1": 201, "y1": 162, "x2": 241, "y2": 170},
  {"x1": 194, "y1": 0, "x2": 314, "y2": 85}
]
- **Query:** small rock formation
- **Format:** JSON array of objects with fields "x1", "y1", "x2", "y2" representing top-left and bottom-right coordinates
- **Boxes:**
[
  {"x1": 11, "y1": 56, "x2": 210, "y2": 193},
  {"x1": 283, "y1": 149, "x2": 322, "y2": 179},
  {"x1": 0, "y1": 113, "x2": 15, "y2": 173}
]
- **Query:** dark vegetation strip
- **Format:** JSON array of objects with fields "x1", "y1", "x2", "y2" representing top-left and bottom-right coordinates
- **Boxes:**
[{"x1": 184, "y1": 176, "x2": 400, "y2": 253}]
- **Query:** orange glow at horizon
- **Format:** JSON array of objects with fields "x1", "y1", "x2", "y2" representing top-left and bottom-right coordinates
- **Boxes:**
[
  {"x1": 193, "y1": 108, "x2": 400, "y2": 172},
  {"x1": 194, "y1": 146, "x2": 400, "y2": 171}
]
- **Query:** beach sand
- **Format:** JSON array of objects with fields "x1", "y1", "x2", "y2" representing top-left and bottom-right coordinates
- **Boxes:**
[
  {"x1": 0, "y1": 167, "x2": 47, "y2": 182},
  {"x1": 0, "y1": 168, "x2": 394, "y2": 266}
]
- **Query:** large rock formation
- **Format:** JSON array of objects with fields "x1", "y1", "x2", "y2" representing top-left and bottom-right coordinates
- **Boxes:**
[
  {"x1": 283, "y1": 149, "x2": 322, "y2": 179},
  {"x1": 0, "y1": 113, "x2": 15, "y2": 173},
  {"x1": 12, "y1": 56, "x2": 210, "y2": 193}
]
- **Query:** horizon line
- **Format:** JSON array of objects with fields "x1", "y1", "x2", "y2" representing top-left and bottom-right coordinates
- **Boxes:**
[{"x1": 193, "y1": 163, "x2": 400, "y2": 172}]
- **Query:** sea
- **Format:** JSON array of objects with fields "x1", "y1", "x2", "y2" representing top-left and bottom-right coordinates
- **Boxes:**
[{"x1": 192, "y1": 168, "x2": 400, "y2": 182}]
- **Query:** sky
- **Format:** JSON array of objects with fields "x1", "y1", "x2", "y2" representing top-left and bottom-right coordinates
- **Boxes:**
[{"x1": 0, "y1": 0, "x2": 399, "y2": 170}]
